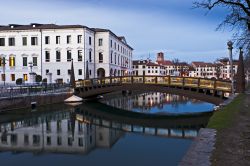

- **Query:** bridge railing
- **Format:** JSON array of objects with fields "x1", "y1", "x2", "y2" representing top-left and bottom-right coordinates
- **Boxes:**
[{"x1": 75, "y1": 75, "x2": 232, "y2": 92}]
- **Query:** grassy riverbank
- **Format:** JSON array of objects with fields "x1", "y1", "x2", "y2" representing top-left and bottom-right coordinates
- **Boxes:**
[
  {"x1": 207, "y1": 94, "x2": 245, "y2": 130},
  {"x1": 208, "y1": 85, "x2": 250, "y2": 165}
]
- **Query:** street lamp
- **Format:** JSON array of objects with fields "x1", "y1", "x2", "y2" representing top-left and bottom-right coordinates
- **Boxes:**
[
  {"x1": 227, "y1": 41, "x2": 234, "y2": 94},
  {"x1": 28, "y1": 61, "x2": 33, "y2": 73}
]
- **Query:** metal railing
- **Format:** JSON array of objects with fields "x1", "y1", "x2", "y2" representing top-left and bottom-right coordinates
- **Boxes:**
[
  {"x1": 75, "y1": 75, "x2": 232, "y2": 92},
  {"x1": 0, "y1": 83, "x2": 71, "y2": 98}
]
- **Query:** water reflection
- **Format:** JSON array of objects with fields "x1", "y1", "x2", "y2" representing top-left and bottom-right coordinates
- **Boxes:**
[
  {"x1": 0, "y1": 103, "x2": 210, "y2": 155},
  {"x1": 100, "y1": 91, "x2": 214, "y2": 114}
]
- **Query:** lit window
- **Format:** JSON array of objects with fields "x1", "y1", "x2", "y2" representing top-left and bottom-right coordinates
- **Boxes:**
[
  {"x1": 1, "y1": 74, "x2": 5, "y2": 81},
  {"x1": 11, "y1": 74, "x2": 15, "y2": 81},
  {"x1": 9, "y1": 56, "x2": 15, "y2": 67},
  {"x1": 23, "y1": 74, "x2": 28, "y2": 81}
]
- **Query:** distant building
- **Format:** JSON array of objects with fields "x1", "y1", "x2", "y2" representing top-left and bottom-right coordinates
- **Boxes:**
[
  {"x1": 191, "y1": 62, "x2": 217, "y2": 79},
  {"x1": 216, "y1": 58, "x2": 239, "y2": 80},
  {"x1": 132, "y1": 60, "x2": 165, "y2": 76}
]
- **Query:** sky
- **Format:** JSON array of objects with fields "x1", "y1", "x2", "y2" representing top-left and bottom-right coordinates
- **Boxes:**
[{"x1": 0, "y1": 0, "x2": 239, "y2": 62}]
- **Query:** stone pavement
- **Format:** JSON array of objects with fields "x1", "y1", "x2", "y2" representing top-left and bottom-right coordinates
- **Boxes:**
[{"x1": 179, "y1": 128, "x2": 216, "y2": 166}]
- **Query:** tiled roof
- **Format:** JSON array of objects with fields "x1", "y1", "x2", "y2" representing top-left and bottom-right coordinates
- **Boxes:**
[
  {"x1": 192, "y1": 62, "x2": 216, "y2": 67},
  {"x1": 157, "y1": 60, "x2": 173, "y2": 66}
]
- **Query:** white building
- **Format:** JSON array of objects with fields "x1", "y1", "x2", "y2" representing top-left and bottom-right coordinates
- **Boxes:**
[
  {"x1": 217, "y1": 58, "x2": 239, "y2": 80},
  {"x1": 191, "y1": 62, "x2": 217, "y2": 79},
  {"x1": 0, "y1": 24, "x2": 133, "y2": 84},
  {"x1": 132, "y1": 60, "x2": 165, "y2": 76}
]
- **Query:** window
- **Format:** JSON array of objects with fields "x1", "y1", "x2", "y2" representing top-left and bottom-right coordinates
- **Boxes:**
[
  {"x1": 89, "y1": 70, "x2": 92, "y2": 76},
  {"x1": 47, "y1": 136, "x2": 51, "y2": 145},
  {"x1": 78, "y1": 69, "x2": 82, "y2": 75},
  {"x1": 77, "y1": 35, "x2": 82, "y2": 43},
  {"x1": 89, "y1": 51, "x2": 92, "y2": 62},
  {"x1": 24, "y1": 135, "x2": 29, "y2": 145},
  {"x1": 22, "y1": 37, "x2": 27, "y2": 46},
  {"x1": 114, "y1": 42, "x2": 116, "y2": 49},
  {"x1": 67, "y1": 35, "x2": 71, "y2": 44},
  {"x1": 45, "y1": 51, "x2": 50, "y2": 62},
  {"x1": 89, "y1": 36, "x2": 91, "y2": 45},
  {"x1": 1, "y1": 74, "x2": 5, "y2": 81},
  {"x1": 110, "y1": 40, "x2": 112, "y2": 48},
  {"x1": 78, "y1": 50, "x2": 82, "y2": 61},
  {"x1": 9, "y1": 37, "x2": 15, "y2": 46},
  {"x1": 11, "y1": 74, "x2": 15, "y2": 81},
  {"x1": 68, "y1": 137, "x2": 73, "y2": 146},
  {"x1": 23, "y1": 74, "x2": 28, "y2": 81},
  {"x1": 23, "y1": 57, "x2": 27, "y2": 66},
  {"x1": 56, "y1": 51, "x2": 61, "y2": 62},
  {"x1": 0, "y1": 38, "x2": 5, "y2": 46},
  {"x1": 57, "y1": 137, "x2": 62, "y2": 146},
  {"x1": 79, "y1": 138, "x2": 83, "y2": 147},
  {"x1": 31, "y1": 37, "x2": 38, "y2": 45},
  {"x1": 57, "y1": 70, "x2": 60, "y2": 75},
  {"x1": 45, "y1": 36, "x2": 50, "y2": 44},
  {"x1": 67, "y1": 50, "x2": 72, "y2": 61},
  {"x1": 46, "y1": 69, "x2": 49, "y2": 74},
  {"x1": 98, "y1": 38, "x2": 103, "y2": 46},
  {"x1": 9, "y1": 56, "x2": 15, "y2": 67},
  {"x1": 111, "y1": 52, "x2": 113, "y2": 63},
  {"x1": 68, "y1": 69, "x2": 71, "y2": 75},
  {"x1": 56, "y1": 36, "x2": 60, "y2": 44},
  {"x1": 33, "y1": 135, "x2": 40, "y2": 146},
  {"x1": 99, "y1": 52, "x2": 103, "y2": 63},
  {"x1": 33, "y1": 57, "x2": 37, "y2": 66}
]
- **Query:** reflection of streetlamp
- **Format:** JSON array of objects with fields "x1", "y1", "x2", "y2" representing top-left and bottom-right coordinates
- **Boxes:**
[{"x1": 227, "y1": 41, "x2": 234, "y2": 94}]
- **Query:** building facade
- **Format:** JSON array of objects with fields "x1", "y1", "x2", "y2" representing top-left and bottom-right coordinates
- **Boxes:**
[
  {"x1": 0, "y1": 24, "x2": 133, "y2": 84},
  {"x1": 132, "y1": 60, "x2": 165, "y2": 76}
]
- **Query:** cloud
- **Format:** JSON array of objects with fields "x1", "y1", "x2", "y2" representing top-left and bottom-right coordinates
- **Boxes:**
[{"x1": 0, "y1": 0, "x2": 233, "y2": 62}]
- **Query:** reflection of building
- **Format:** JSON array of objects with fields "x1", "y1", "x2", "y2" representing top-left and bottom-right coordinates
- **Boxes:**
[
  {"x1": 0, "y1": 113, "x2": 123, "y2": 154},
  {"x1": 101, "y1": 92, "x2": 192, "y2": 112}
]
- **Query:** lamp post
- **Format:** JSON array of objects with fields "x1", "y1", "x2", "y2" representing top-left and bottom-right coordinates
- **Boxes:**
[{"x1": 227, "y1": 41, "x2": 234, "y2": 94}]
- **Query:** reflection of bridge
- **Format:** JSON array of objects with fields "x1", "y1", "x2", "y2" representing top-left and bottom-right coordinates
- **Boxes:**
[
  {"x1": 75, "y1": 76, "x2": 232, "y2": 104},
  {"x1": 0, "y1": 104, "x2": 210, "y2": 155}
]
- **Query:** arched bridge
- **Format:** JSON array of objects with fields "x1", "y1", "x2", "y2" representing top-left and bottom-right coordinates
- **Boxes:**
[{"x1": 75, "y1": 75, "x2": 232, "y2": 105}]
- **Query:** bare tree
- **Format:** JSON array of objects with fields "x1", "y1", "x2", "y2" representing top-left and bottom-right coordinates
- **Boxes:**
[{"x1": 193, "y1": 0, "x2": 250, "y2": 52}]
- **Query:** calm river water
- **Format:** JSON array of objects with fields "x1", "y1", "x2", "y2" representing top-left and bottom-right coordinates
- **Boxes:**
[{"x1": 0, "y1": 91, "x2": 214, "y2": 166}]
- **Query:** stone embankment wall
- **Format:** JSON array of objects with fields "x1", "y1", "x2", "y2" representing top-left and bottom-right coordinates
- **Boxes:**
[{"x1": 0, "y1": 92, "x2": 72, "y2": 112}]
